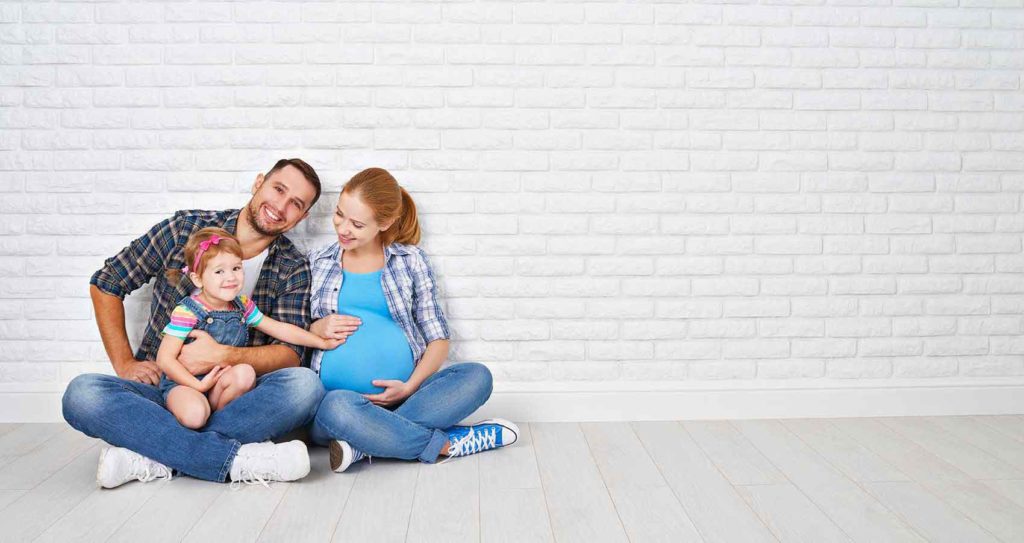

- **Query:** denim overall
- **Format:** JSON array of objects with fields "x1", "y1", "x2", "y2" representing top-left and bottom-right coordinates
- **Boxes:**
[{"x1": 159, "y1": 295, "x2": 250, "y2": 396}]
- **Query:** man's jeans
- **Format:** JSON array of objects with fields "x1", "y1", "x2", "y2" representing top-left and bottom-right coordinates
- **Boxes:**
[
  {"x1": 310, "y1": 362, "x2": 493, "y2": 463},
  {"x1": 62, "y1": 366, "x2": 325, "y2": 482}
]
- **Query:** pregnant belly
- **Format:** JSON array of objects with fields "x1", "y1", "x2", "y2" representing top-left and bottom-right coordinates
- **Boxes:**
[{"x1": 319, "y1": 314, "x2": 414, "y2": 394}]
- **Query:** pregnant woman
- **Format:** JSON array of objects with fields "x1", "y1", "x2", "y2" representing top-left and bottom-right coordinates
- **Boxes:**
[{"x1": 307, "y1": 167, "x2": 518, "y2": 472}]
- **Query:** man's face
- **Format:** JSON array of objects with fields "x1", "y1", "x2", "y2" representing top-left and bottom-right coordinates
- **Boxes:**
[{"x1": 245, "y1": 165, "x2": 316, "y2": 237}]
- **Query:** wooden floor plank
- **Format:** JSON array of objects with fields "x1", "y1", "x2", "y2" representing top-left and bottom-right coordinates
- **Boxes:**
[
  {"x1": 782, "y1": 419, "x2": 910, "y2": 483},
  {"x1": 582, "y1": 422, "x2": 702, "y2": 542},
  {"x1": 976, "y1": 415, "x2": 1024, "y2": 443},
  {"x1": 0, "y1": 444, "x2": 101, "y2": 542},
  {"x1": 0, "y1": 424, "x2": 20, "y2": 439},
  {"x1": 983, "y1": 479, "x2": 1024, "y2": 509},
  {"x1": 633, "y1": 421, "x2": 776, "y2": 543},
  {"x1": 183, "y1": 478, "x2": 288, "y2": 543},
  {"x1": 108, "y1": 476, "x2": 227, "y2": 543},
  {"x1": 532, "y1": 422, "x2": 628, "y2": 543},
  {"x1": 0, "y1": 426, "x2": 97, "y2": 490},
  {"x1": 863, "y1": 481, "x2": 999, "y2": 543},
  {"x1": 406, "y1": 454, "x2": 481, "y2": 543},
  {"x1": 733, "y1": 420, "x2": 923, "y2": 542},
  {"x1": 257, "y1": 447, "x2": 357, "y2": 543},
  {"x1": 479, "y1": 424, "x2": 555, "y2": 543},
  {"x1": 0, "y1": 423, "x2": 64, "y2": 468},
  {"x1": 481, "y1": 488, "x2": 554, "y2": 543},
  {"x1": 736, "y1": 483, "x2": 851, "y2": 542},
  {"x1": 331, "y1": 458, "x2": 419, "y2": 543},
  {"x1": 928, "y1": 416, "x2": 1024, "y2": 473},
  {"x1": 35, "y1": 476, "x2": 166, "y2": 542},
  {"x1": 832, "y1": 418, "x2": 1024, "y2": 542},
  {"x1": 684, "y1": 421, "x2": 787, "y2": 486},
  {"x1": 0, "y1": 489, "x2": 27, "y2": 512},
  {"x1": 881, "y1": 417, "x2": 1024, "y2": 480}
]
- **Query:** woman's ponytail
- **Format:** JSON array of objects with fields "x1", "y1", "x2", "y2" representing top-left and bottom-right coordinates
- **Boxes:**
[{"x1": 390, "y1": 188, "x2": 421, "y2": 245}]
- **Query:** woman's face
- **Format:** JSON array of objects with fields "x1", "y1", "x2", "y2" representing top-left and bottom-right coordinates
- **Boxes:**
[{"x1": 333, "y1": 191, "x2": 391, "y2": 251}]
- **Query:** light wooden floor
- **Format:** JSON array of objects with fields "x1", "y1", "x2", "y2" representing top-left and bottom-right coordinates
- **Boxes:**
[{"x1": 2, "y1": 417, "x2": 1024, "y2": 542}]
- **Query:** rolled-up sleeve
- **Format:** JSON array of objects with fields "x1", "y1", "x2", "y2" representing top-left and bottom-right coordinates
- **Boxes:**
[
  {"x1": 90, "y1": 216, "x2": 176, "y2": 299},
  {"x1": 411, "y1": 250, "x2": 450, "y2": 343}
]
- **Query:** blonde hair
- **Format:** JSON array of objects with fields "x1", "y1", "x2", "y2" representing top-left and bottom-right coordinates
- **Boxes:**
[
  {"x1": 342, "y1": 167, "x2": 421, "y2": 245},
  {"x1": 166, "y1": 227, "x2": 243, "y2": 285}
]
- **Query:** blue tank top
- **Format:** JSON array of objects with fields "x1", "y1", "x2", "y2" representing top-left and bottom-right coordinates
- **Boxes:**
[{"x1": 318, "y1": 270, "x2": 415, "y2": 394}]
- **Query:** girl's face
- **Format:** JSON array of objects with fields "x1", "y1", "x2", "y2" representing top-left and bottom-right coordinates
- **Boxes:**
[
  {"x1": 332, "y1": 191, "x2": 393, "y2": 252},
  {"x1": 190, "y1": 251, "x2": 244, "y2": 304}
]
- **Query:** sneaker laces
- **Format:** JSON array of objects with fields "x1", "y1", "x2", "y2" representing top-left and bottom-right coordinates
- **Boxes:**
[
  {"x1": 229, "y1": 468, "x2": 270, "y2": 490},
  {"x1": 441, "y1": 426, "x2": 498, "y2": 463},
  {"x1": 130, "y1": 455, "x2": 172, "y2": 483}
]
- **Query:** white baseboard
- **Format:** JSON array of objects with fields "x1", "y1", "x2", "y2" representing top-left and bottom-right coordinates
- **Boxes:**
[{"x1": 6, "y1": 378, "x2": 1024, "y2": 423}]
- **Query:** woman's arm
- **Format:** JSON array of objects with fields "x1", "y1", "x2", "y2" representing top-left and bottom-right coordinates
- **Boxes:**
[
  {"x1": 255, "y1": 316, "x2": 344, "y2": 350},
  {"x1": 365, "y1": 339, "x2": 449, "y2": 407}
]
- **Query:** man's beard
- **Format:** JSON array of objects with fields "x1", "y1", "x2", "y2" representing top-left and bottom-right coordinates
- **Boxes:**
[{"x1": 245, "y1": 200, "x2": 287, "y2": 237}]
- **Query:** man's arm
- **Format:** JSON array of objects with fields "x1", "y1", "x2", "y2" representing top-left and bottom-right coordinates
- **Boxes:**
[
  {"x1": 90, "y1": 216, "x2": 179, "y2": 384},
  {"x1": 91, "y1": 285, "x2": 162, "y2": 384}
]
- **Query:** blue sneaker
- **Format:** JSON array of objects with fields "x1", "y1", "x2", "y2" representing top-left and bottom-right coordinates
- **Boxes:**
[
  {"x1": 330, "y1": 440, "x2": 367, "y2": 473},
  {"x1": 444, "y1": 419, "x2": 520, "y2": 460}
]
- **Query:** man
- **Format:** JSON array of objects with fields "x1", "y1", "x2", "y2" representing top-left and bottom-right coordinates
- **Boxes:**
[{"x1": 63, "y1": 158, "x2": 344, "y2": 487}]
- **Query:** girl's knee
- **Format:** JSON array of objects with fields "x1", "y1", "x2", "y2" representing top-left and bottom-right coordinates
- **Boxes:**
[
  {"x1": 223, "y1": 364, "x2": 256, "y2": 391},
  {"x1": 170, "y1": 396, "x2": 210, "y2": 429}
]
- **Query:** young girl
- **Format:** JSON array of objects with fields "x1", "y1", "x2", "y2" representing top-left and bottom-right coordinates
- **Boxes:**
[
  {"x1": 157, "y1": 227, "x2": 341, "y2": 430},
  {"x1": 307, "y1": 167, "x2": 518, "y2": 472}
]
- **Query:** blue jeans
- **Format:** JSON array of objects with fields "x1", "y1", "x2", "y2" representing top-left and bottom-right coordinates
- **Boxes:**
[
  {"x1": 62, "y1": 366, "x2": 325, "y2": 482},
  {"x1": 310, "y1": 363, "x2": 493, "y2": 463}
]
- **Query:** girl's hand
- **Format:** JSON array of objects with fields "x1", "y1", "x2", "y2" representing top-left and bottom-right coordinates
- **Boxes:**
[
  {"x1": 320, "y1": 337, "x2": 345, "y2": 351},
  {"x1": 364, "y1": 380, "x2": 415, "y2": 407},
  {"x1": 310, "y1": 314, "x2": 361, "y2": 341},
  {"x1": 195, "y1": 365, "x2": 226, "y2": 392}
]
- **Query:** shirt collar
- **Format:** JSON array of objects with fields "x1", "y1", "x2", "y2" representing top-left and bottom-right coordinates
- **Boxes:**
[{"x1": 311, "y1": 242, "x2": 411, "y2": 265}]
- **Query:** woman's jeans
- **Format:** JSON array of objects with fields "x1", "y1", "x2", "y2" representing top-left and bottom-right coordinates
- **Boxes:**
[
  {"x1": 310, "y1": 363, "x2": 493, "y2": 464},
  {"x1": 62, "y1": 366, "x2": 325, "y2": 482}
]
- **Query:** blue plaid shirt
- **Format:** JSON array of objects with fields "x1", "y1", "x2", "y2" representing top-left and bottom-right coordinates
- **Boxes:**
[
  {"x1": 307, "y1": 242, "x2": 450, "y2": 373},
  {"x1": 90, "y1": 209, "x2": 313, "y2": 364}
]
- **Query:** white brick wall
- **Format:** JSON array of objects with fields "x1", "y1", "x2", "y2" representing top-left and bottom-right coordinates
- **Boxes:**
[{"x1": 1, "y1": 1, "x2": 1023, "y2": 405}]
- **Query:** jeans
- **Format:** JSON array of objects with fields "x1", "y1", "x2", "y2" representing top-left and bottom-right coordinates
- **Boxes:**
[
  {"x1": 310, "y1": 362, "x2": 493, "y2": 463},
  {"x1": 62, "y1": 366, "x2": 325, "y2": 482}
]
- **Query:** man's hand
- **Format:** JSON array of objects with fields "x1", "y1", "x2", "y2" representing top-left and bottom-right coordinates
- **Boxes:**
[
  {"x1": 179, "y1": 329, "x2": 224, "y2": 375},
  {"x1": 310, "y1": 314, "x2": 361, "y2": 341},
  {"x1": 115, "y1": 360, "x2": 162, "y2": 386}
]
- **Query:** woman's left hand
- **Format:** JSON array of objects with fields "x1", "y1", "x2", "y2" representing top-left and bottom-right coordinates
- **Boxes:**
[{"x1": 364, "y1": 380, "x2": 415, "y2": 407}]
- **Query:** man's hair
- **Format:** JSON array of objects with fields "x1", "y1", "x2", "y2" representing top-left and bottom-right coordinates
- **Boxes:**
[{"x1": 266, "y1": 158, "x2": 322, "y2": 210}]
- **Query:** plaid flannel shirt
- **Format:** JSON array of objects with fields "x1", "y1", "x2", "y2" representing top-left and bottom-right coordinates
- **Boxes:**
[
  {"x1": 307, "y1": 242, "x2": 450, "y2": 373},
  {"x1": 90, "y1": 209, "x2": 312, "y2": 364}
]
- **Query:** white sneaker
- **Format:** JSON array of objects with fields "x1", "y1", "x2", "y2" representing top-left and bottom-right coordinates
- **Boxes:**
[
  {"x1": 443, "y1": 418, "x2": 520, "y2": 462},
  {"x1": 229, "y1": 440, "x2": 310, "y2": 487},
  {"x1": 329, "y1": 440, "x2": 367, "y2": 473},
  {"x1": 96, "y1": 446, "x2": 172, "y2": 489}
]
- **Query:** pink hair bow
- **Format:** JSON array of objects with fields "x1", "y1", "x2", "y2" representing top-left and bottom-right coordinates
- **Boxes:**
[{"x1": 182, "y1": 234, "x2": 223, "y2": 274}]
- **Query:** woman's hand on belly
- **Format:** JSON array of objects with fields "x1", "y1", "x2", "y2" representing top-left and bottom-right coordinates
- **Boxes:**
[{"x1": 363, "y1": 379, "x2": 415, "y2": 407}]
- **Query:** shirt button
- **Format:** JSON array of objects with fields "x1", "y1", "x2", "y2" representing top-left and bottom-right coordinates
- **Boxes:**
[{"x1": 206, "y1": 318, "x2": 214, "y2": 324}]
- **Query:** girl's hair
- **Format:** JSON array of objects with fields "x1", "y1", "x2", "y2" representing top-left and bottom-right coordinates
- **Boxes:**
[
  {"x1": 166, "y1": 227, "x2": 244, "y2": 285},
  {"x1": 342, "y1": 167, "x2": 421, "y2": 246}
]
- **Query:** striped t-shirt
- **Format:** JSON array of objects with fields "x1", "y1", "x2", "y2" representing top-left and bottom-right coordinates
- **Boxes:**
[{"x1": 161, "y1": 295, "x2": 265, "y2": 340}]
